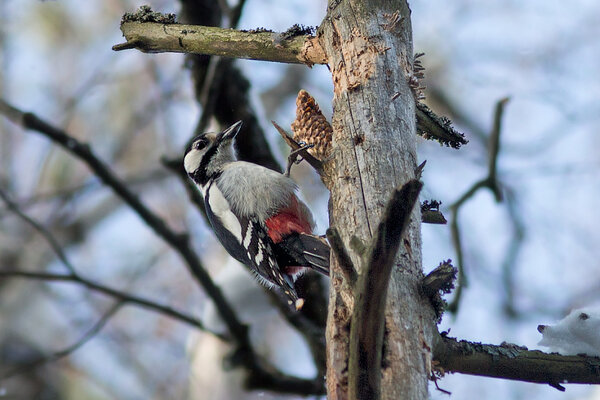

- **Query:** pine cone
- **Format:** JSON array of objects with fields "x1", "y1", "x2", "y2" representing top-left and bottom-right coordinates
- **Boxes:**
[{"x1": 291, "y1": 90, "x2": 332, "y2": 160}]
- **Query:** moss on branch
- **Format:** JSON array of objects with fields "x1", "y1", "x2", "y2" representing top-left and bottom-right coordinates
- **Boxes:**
[
  {"x1": 434, "y1": 335, "x2": 600, "y2": 391},
  {"x1": 114, "y1": 22, "x2": 327, "y2": 65}
]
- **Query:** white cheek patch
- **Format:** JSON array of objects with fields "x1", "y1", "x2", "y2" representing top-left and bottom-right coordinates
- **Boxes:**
[
  {"x1": 208, "y1": 184, "x2": 242, "y2": 243},
  {"x1": 183, "y1": 149, "x2": 204, "y2": 174}
]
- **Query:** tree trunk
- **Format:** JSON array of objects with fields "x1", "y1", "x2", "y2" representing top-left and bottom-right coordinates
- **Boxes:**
[{"x1": 319, "y1": 1, "x2": 437, "y2": 398}]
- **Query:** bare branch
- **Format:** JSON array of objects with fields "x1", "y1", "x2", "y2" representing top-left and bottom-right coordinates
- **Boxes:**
[
  {"x1": 0, "y1": 269, "x2": 220, "y2": 337},
  {"x1": 244, "y1": 356, "x2": 325, "y2": 395},
  {"x1": 326, "y1": 227, "x2": 357, "y2": 287},
  {"x1": 263, "y1": 285, "x2": 327, "y2": 381},
  {"x1": 434, "y1": 335, "x2": 600, "y2": 391},
  {"x1": 487, "y1": 97, "x2": 510, "y2": 199},
  {"x1": 447, "y1": 97, "x2": 510, "y2": 313},
  {"x1": 2, "y1": 303, "x2": 122, "y2": 379},
  {"x1": 0, "y1": 181, "x2": 215, "y2": 335},
  {"x1": 0, "y1": 187, "x2": 77, "y2": 275},
  {"x1": 114, "y1": 22, "x2": 327, "y2": 66},
  {"x1": 348, "y1": 179, "x2": 423, "y2": 400},
  {"x1": 0, "y1": 97, "x2": 247, "y2": 344}
]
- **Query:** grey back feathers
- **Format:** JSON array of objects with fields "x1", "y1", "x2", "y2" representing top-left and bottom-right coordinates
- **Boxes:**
[{"x1": 218, "y1": 161, "x2": 306, "y2": 223}]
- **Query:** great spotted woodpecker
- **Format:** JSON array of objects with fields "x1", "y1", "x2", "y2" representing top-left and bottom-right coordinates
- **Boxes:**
[{"x1": 183, "y1": 121, "x2": 329, "y2": 309}]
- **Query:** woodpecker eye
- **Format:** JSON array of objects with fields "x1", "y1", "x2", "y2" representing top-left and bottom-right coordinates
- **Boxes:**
[{"x1": 194, "y1": 138, "x2": 208, "y2": 150}]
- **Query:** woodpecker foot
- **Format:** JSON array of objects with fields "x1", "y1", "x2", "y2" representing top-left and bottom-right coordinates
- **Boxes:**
[{"x1": 285, "y1": 143, "x2": 315, "y2": 177}]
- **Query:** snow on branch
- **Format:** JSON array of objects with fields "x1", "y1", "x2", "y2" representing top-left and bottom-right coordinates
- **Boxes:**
[{"x1": 538, "y1": 308, "x2": 600, "y2": 357}]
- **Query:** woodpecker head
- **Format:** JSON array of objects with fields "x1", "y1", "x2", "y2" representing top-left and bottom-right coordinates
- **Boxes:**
[{"x1": 184, "y1": 121, "x2": 242, "y2": 185}]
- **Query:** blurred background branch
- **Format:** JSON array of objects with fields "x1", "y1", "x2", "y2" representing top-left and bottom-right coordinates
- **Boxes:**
[{"x1": 447, "y1": 97, "x2": 509, "y2": 314}]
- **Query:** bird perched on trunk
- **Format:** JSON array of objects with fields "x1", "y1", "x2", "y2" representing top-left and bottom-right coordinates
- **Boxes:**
[{"x1": 183, "y1": 121, "x2": 329, "y2": 310}]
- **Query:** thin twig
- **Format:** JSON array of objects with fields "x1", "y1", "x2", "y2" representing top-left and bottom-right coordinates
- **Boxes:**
[
  {"x1": 271, "y1": 120, "x2": 324, "y2": 173},
  {"x1": 161, "y1": 156, "x2": 209, "y2": 221},
  {"x1": 2, "y1": 302, "x2": 123, "y2": 379},
  {"x1": 500, "y1": 188, "x2": 526, "y2": 318},
  {"x1": 263, "y1": 287, "x2": 327, "y2": 381},
  {"x1": 0, "y1": 269, "x2": 221, "y2": 337},
  {"x1": 348, "y1": 179, "x2": 423, "y2": 400},
  {"x1": 0, "y1": 168, "x2": 171, "y2": 215},
  {"x1": 447, "y1": 97, "x2": 510, "y2": 314},
  {"x1": 0, "y1": 187, "x2": 78, "y2": 275},
  {"x1": 487, "y1": 98, "x2": 510, "y2": 201},
  {"x1": 285, "y1": 144, "x2": 315, "y2": 176}
]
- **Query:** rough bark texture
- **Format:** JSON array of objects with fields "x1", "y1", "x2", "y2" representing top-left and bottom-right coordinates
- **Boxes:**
[
  {"x1": 434, "y1": 336, "x2": 600, "y2": 389},
  {"x1": 319, "y1": 1, "x2": 437, "y2": 399},
  {"x1": 116, "y1": 22, "x2": 327, "y2": 65}
]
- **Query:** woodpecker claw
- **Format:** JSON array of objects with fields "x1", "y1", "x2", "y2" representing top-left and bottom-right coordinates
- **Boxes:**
[{"x1": 285, "y1": 144, "x2": 315, "y2": 177}]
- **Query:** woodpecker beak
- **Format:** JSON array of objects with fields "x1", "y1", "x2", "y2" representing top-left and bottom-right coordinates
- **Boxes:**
[{"x1": 217, "y1": 121, "x2": 243, "y2": 144}]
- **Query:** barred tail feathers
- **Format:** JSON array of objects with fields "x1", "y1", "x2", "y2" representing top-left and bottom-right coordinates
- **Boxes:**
[{"x1": 277, "y1": 233, "x2": 330, "y2": 275}]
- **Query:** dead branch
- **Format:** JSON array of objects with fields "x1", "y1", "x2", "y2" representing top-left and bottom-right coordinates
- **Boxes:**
[
  {"x1": 348, "y1": 179, "x2": 423, "y2": 400},
  {"x1": 326, "y1": 227, "x2": 357, "y2": 287},
  {"x1": 114, "y1": 21, "x2": 327, "y2": 66},
  {"x1": 416, "y1": 102, "x2": 468, "y2": 149},
  {"x1": 0, "y1": 270, "x2": 217, "y2": 336},
  {"x1": 434, "y1": 335, "x2": 600, "y2": 391}
]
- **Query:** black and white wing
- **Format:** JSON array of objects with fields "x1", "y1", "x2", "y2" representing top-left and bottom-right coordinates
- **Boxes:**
[{"x1": 203, "y1": 180, "x2": 300, "y2": 302}]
